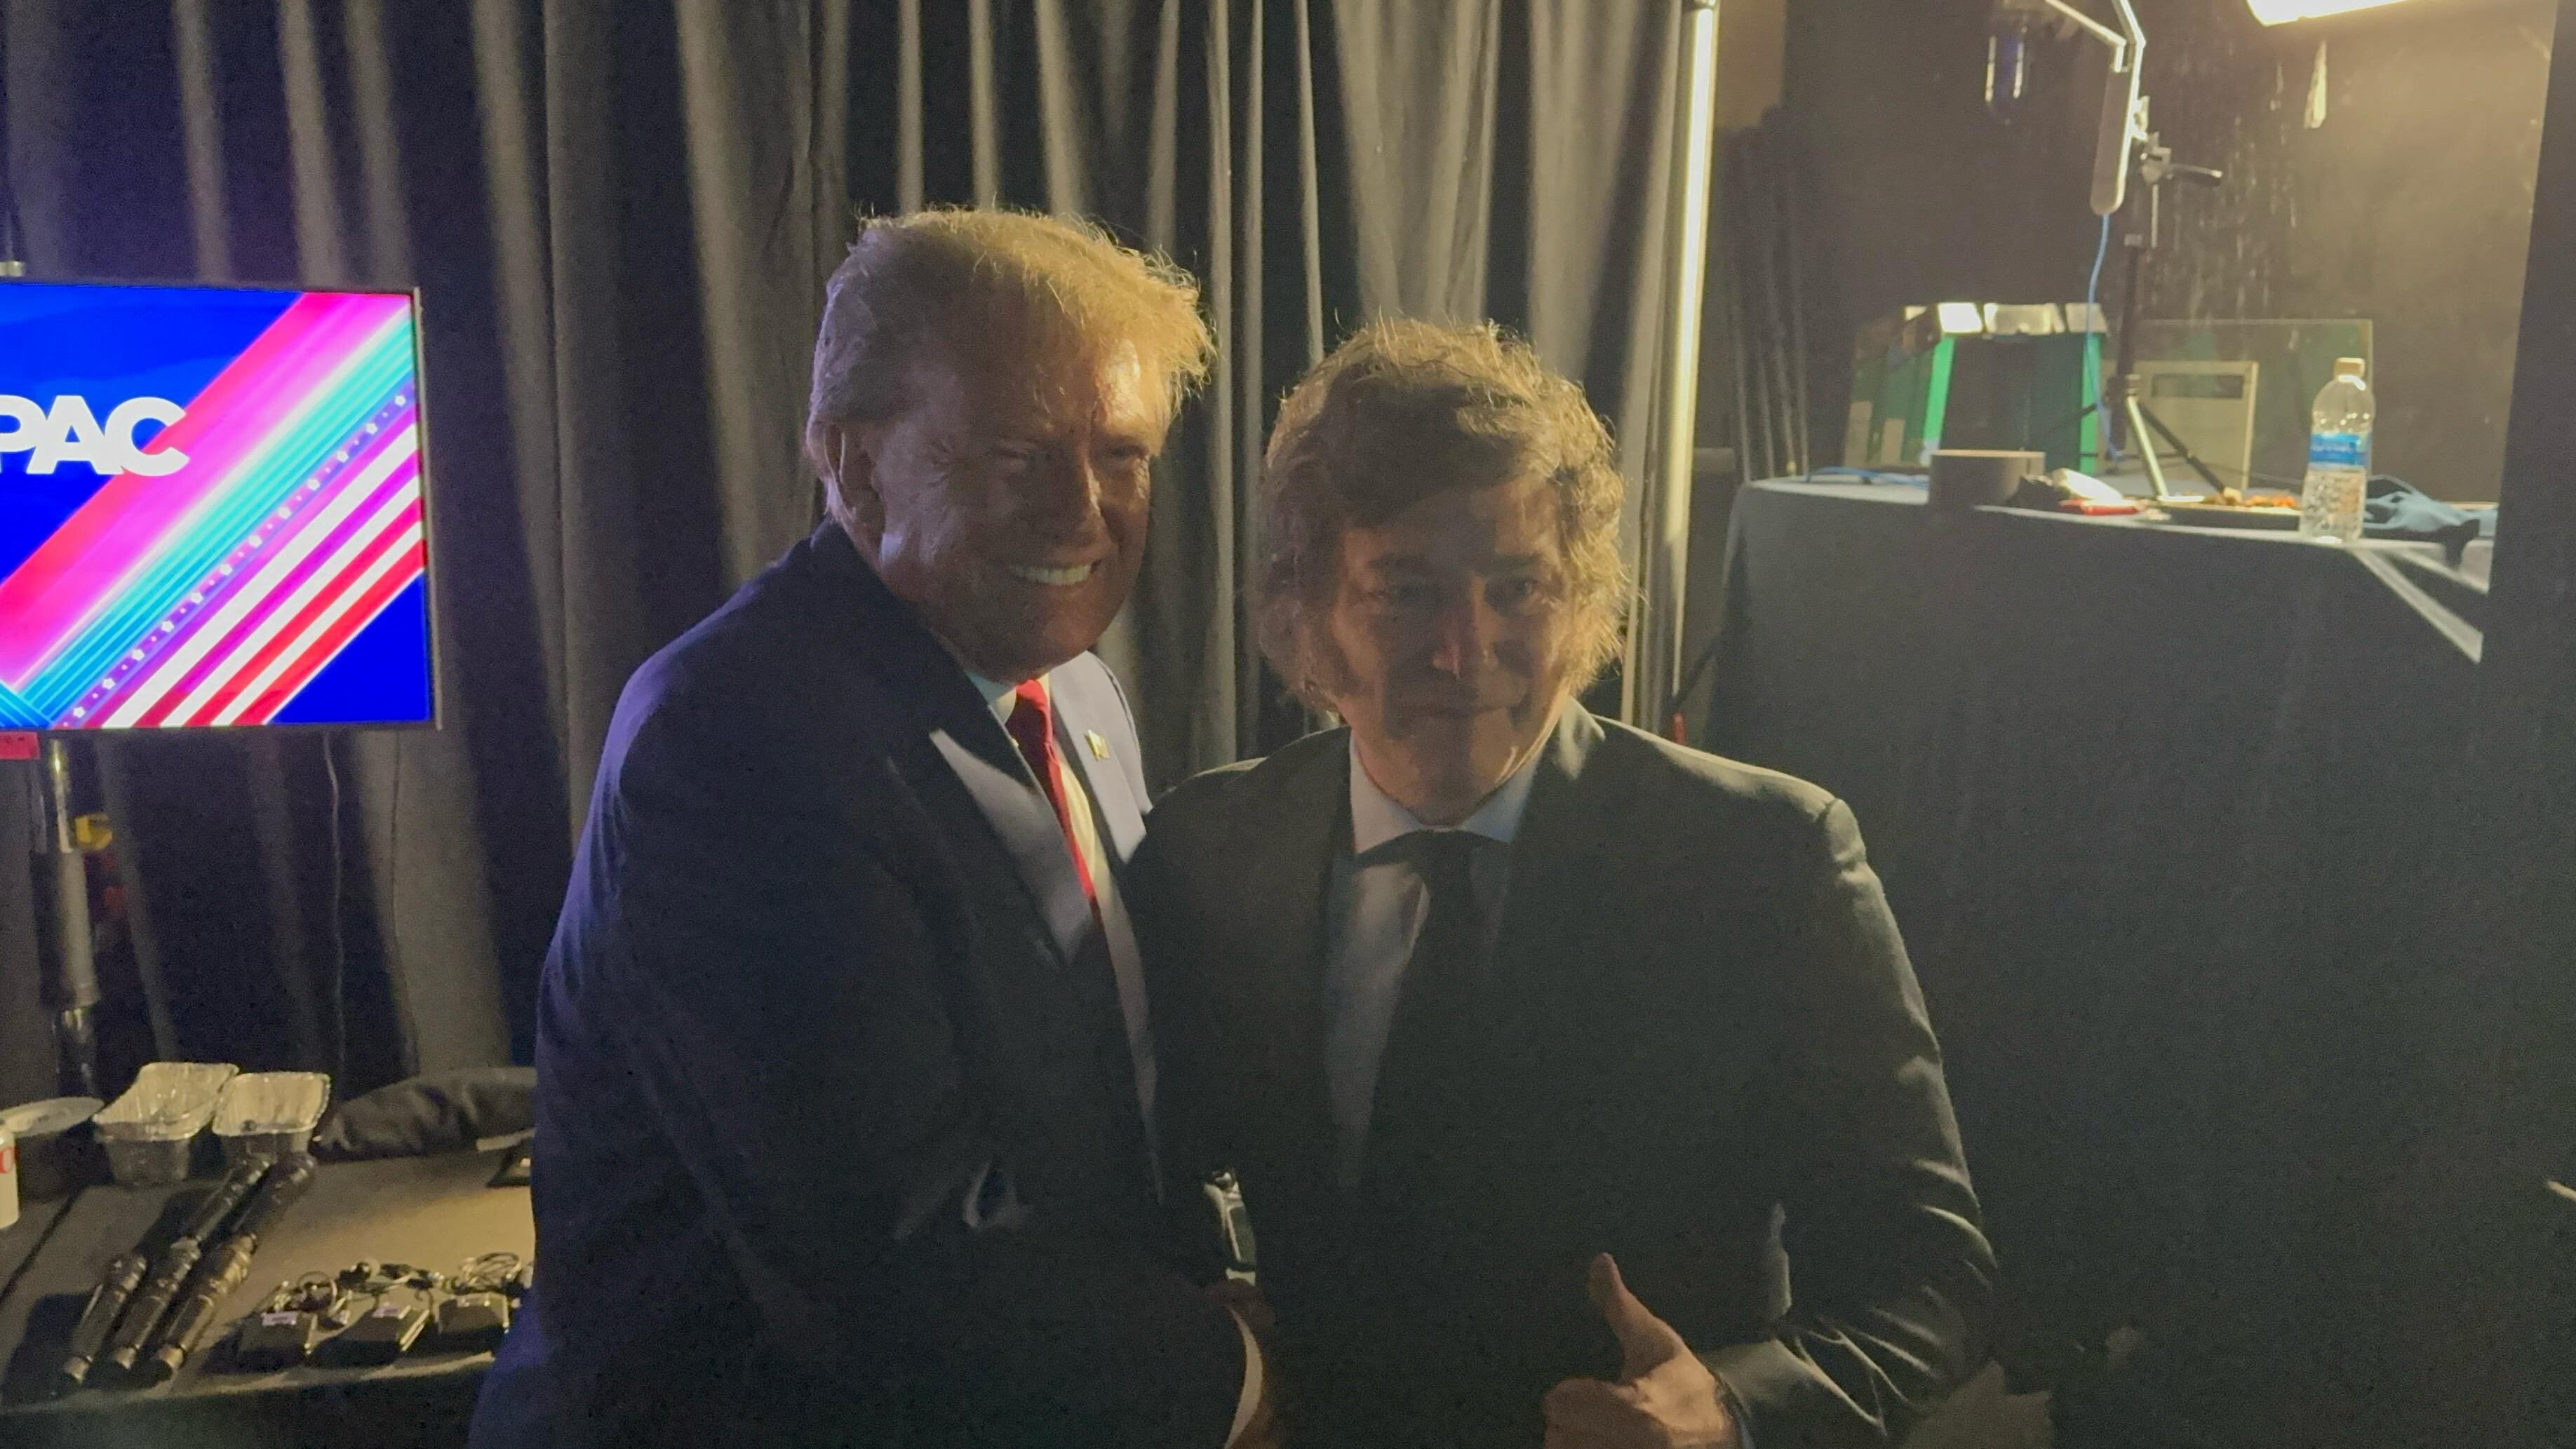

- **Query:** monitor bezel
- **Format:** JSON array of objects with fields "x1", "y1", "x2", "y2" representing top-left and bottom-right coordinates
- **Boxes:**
[{"x1": 0, "y1": 275, "x2": 444, "y2": 736}]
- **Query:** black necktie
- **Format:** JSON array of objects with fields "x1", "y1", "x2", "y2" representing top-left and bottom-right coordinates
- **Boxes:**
[{"x1": 1360, "y1": 829, "x2": 1489, "y2": 1214}]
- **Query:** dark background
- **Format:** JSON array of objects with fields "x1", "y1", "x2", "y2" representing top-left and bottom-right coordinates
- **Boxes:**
[
  {"x1": 1703, "y1": 6, "x2": 2576, "y2": 1445},
  {"x1": 0, "y1": 0, "x2": 1692, "y2": 1105},
  {"x1": 1783, "y1": 0, "x2": 2551, "y2": 500},
  {"x1": 9, "y1": 4, "x2": 2576, "y2": 1445}
]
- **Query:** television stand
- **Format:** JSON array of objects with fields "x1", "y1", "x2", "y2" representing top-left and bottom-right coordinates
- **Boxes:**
[{"x1": 27, "y1": 737, "x2": 100, "y2": 1098}]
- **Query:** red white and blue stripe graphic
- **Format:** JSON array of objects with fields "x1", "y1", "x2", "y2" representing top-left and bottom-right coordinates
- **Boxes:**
[{"x1": 0, "y1": 293, "x2": 422, "y2": 728}]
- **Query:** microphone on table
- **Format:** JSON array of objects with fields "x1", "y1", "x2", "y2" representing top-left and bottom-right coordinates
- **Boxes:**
[
  {"x1": 90, "y1": 1153, "x2": 274, "y2": 1381},
  {"x1": 55, "y1": 1251, "x2": 148, "y2": 1394},
  {"x1": 138, "y1": 1154, "x2": 318, "y2": 1383}
]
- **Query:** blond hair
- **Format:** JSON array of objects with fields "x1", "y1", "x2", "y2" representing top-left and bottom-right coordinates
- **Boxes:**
[
  {"x1": 1255, "y1": 318, "x2": 1629, "y2": 710},
  {"x1": 805, "y1": 208, "x2": 1214, "y2": 528}
]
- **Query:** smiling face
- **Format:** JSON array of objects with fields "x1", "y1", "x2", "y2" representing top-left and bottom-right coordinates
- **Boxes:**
[
  {"x1": 1319, "y1": 471, "x2": 1576, "y2": 825},
  {"x1": 826, "y1": 320, "x2": 1168, "y2": 682}
]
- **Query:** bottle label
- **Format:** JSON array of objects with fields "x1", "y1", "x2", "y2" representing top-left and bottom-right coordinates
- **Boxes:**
[{"x1": 2310, "y1": 431, "x2": 2368, "y2": 469}]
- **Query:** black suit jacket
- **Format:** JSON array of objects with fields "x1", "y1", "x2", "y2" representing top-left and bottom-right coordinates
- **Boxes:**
[
  {"x1": 1130, "y1": 705, "x2": 1994, "y2": 1449},
  {"x1": 470, "y1": 524, "x2": 1240, "y2": 1449}
]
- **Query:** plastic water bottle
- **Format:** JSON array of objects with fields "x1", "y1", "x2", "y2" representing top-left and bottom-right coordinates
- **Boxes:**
[{"x1": 2300, "y1": 358, "x2": 2373, "y2": 544}]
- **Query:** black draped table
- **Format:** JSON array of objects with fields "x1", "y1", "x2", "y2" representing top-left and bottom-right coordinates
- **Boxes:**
[
  {"x1": 1699, "y1": 480, "x2": 2488, "y2": 1448},
  {"x1": 0, "y1": 1150, "x2": 531, "y2": 1448}
]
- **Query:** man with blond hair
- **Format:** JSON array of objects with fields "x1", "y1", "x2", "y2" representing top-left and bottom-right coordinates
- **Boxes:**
[
  {"x1": 1134, "y1": 319, "x2": 1994, "y2": 1448},
  {"x1": 473, "y1": 210, "x2": 1268, "y2": 1449}
]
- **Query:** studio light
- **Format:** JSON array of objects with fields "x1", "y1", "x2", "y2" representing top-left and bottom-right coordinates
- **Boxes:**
[
  {"x1": 2246, "y1": 0, "x2": 2419, "y2": 23},
  {"x1": 1985, "y1": 0, "x2": 2148, "y2": 217}
]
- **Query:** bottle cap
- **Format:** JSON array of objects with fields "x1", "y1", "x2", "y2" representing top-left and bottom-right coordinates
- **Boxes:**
[{"x1": 2334, "y1": 357, "x2": 2366, "y2": 377}]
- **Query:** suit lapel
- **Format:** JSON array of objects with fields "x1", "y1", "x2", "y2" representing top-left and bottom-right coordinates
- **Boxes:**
[
  {"x1": 801, "y1": 523, "x2": 1096, "y2": 971},
  {"x1": 1240, "y1": 735, "x2": 1350, "y2": 1200},
  {"x1": 1245, "y1": 716, "x2": 1609, "y2": 1181},
  {"x1": 930, "y1": 727, "x2": 1095, "y2": 969},
  {"x1": 1490, "y1": 705, "x2": 1616, "y2": 1015}
]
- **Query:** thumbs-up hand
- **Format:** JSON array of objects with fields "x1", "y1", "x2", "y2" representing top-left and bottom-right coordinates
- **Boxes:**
[{"x1": 1541, "y1": 1254, "x2": 1740, "y2": 1449}]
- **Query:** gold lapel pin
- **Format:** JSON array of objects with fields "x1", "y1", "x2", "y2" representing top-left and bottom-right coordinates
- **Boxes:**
[{"x1": 1085, "y1": 730, "x2": 1110, "y2": 760}]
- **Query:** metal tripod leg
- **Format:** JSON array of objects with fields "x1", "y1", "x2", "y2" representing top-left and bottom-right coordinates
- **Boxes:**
[
  {"x1": 2132, "y1": 399, "x2": 2230, "y2": 495},
  {"x1": 2124, "y1": 392, "x2": 2172, "y2": 502}
]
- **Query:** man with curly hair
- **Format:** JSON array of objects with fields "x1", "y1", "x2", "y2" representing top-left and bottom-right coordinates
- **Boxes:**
[{"x1": 1133, "y1": 319, "x2": 1994, "y2": 1449}]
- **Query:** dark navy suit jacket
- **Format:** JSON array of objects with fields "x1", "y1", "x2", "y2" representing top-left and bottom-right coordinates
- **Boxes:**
[
  {"x1": 1134, "y1": 706, "x2": 1993, "y2": 1449},
  {"x1": 471, "y1": 524, "x2": 1240, "y2": 1448}
]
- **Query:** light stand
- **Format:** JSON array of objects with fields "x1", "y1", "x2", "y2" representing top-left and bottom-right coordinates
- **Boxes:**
[
  {"x1": 28, "y1": 737, "x2": 100, "y2": 1099},
  {"x1": 1626, "y1": 0, "x2": 1722, "y2": 734},
  {"x1": 2017, "y1": 2, "x2": 2229, "y2": 501},
  {"x1": 2102, "y1": 136, "x2": 2228, "y2": 500}
]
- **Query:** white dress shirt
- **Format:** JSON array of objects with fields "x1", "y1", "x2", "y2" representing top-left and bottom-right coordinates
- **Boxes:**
[
  {"x1": 1323, "y1": 734, "x2": 1542, "y2": 1189},
  {"x1": 967, "y1": 669, "x2": 1156, "y2": 1138},
  {"x1": 968, "y1": 666, "x2": 1261, "y2": 1445}
]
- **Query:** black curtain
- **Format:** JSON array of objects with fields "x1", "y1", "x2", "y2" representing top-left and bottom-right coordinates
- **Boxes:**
[{"x1": 0, "y1": 1, "x2": 1685, "y2": 1098}]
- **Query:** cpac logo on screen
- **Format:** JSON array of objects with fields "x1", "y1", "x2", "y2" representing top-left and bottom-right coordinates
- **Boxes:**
[{"x1": 0, "y1": 395, "x2": 190, "y2": 476}]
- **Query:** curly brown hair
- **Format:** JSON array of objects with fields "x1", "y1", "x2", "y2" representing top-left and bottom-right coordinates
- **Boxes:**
[{"x1": 1254, "y1": 318, "x2": 1630, "y2": 711}]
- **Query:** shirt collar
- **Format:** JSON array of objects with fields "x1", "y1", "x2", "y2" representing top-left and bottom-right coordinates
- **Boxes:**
[
  {"x1": 966, "y1": 668, "x2": 1019, "y2": 726},
  {"x1": 932, "y1": 629, "x2": 1029, "y2": 727},
  {"x1": 1347, "y1": 726, "x2": 1545, "y2": 858}
]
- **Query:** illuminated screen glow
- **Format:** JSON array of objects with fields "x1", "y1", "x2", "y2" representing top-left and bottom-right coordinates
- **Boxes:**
[
  {"x1": 2246, "y1": 0, "x2": 2417, "y2": 22},
  {"x1": 0, "y1": 281, "x2": 434, "y2": 730}
]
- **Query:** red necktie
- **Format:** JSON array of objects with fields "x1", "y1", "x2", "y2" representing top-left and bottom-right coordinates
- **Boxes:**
[{"x1": 1005, "y1": 678, "x2": 1099, "y2": 909}]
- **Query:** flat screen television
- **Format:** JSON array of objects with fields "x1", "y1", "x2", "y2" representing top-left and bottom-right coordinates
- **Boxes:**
[{"x1": 0, "y1": 280, "x2": 435, "y2": 731}]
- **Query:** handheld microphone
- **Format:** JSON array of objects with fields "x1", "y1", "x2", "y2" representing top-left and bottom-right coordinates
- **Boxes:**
[
  {"x1": 55, "y1": 1252, "x2": 148, "y2": 1393},
  {"x1": 140, "y1": 1154, "x2": 318, "y2": 1382},
  {"x1": 97, "y1": 1154, "x2": 273, "y2": 1377}
]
